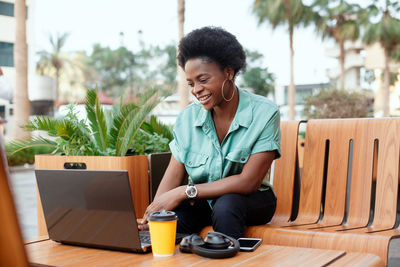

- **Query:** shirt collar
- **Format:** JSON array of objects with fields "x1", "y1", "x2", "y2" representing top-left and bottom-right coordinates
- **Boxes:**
[
  {"x1": 194, "y1": 103, "x2": 208, "y2": 127},
  {"x1": 194, "y1": 87, "x2": 253, "y2": 128},
  {"x1": 234, "y1": 88, "x2": 253, "y2": 128}
]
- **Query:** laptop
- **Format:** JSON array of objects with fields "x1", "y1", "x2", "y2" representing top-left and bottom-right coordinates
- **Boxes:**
[{"x1": 35, "y1": 169, "x2": 185, "y2": 253}]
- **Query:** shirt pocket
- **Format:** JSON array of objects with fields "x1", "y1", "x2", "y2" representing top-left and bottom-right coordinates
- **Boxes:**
[
  {"x1": 225, "y1": 149, "x2": 250, "y2": 164},
  {"x1": 224, "y1": 149, "x2": 251, "y2": 176},
  {"x1": 184, "y1": 151, "x2": 208, "y2": 167},
  {"x1": 184, "y1": 151, "x2": 209, "y2": 183}
]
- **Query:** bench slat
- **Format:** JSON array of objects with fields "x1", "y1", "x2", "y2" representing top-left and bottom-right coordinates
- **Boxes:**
[
  {"x1": 270, "y1": 121, "x2": 300, "y2": 224},
  {"x1": 328, "y1": 252, "x2": 384, "y2": 267},
  {"x1": 295, "y1": 120, "x2": 327, "y2": 224},
  {"x1": 372, "y1": 119, "x2": 400, "y2": 230}
]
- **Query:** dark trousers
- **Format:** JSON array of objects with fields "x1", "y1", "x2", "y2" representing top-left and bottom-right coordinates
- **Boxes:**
[{"x1": 173, "y1": 189, "x2": 276, "y2": 239}]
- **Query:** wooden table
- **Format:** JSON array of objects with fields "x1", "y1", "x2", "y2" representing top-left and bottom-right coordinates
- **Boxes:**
[{"x1": 25, "y1": 238, "x2": 384, "y2": 266}]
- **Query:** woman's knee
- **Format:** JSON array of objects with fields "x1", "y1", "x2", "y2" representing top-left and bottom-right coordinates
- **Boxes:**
[
  {"x1": 211, "y1": 194, "x2": 246, "y2": 238},
  {"x1": 211, "y1": 194, "x2": 246, "y2": 224},
  {"x1": 212, "y1": 194, "x2": 245, "y2": 215}
]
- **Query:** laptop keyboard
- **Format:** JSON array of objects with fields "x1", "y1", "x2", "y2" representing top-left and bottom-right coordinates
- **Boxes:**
[{"x1": 139, "y1": 231, "x2": 151, "y2": 245}]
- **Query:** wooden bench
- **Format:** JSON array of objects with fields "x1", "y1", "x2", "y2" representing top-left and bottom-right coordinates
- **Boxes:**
[
  {"x1": 202, "y1": 118, "x2": 400, "y2": 266},
  {"x1": 0, "y1": 124, "x2": 386, "y2": 266}
]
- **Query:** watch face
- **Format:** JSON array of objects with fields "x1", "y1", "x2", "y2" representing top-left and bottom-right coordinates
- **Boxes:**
[{"x1": 186, "y1": 185, "x2": 197, "y2": 198}]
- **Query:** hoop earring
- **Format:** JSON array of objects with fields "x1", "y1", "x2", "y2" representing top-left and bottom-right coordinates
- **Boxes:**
[{"x1": 221, "y1": 79, "x2": 235, "y2": 102}]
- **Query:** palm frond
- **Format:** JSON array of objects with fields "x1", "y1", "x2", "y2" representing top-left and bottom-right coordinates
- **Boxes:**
[
  {"x1": 137, "y1": 88, "x2": 159, "y2": 105},
  {"x1": 7, "y1": 136, "x2": 58, "y2": 156},
  {"x1": 85, "y1": 89, "x2": 109, "y2": 153},
  {"x1": 23, "y1": 116, "x2": 60, "y2": 137},
  {"x1": 110, "y1": 103, "x2": 139, "y2": 155},
  {"x1": 114, "y1": 93, "x2": 160, "y2": 156},
  {"x1": 141, "y1": 115, "x2": 173, "y2": 141},
  {"x1": 55, "y1": 119, "x2": 77, "y2": 140},
  {"x1": 75, "y1": 122, "x2": 97, "y2": 150}
]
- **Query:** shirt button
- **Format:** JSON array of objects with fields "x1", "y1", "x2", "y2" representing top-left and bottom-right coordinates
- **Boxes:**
[
  {"x1": 204, "y1": 125, "x2": 208, "y2": 129},
  {"x1": 234, "y1": 123, "x2": 238, "y2": 127},
  {"x1": 241, "y1": 157, "x2": 245, "y2": 161},
  {"x1": 188, "y1": 161, "x2": 192, "y2": 166}
]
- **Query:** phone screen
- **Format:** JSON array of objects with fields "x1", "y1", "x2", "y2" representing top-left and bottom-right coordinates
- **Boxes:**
[{"x1": 238, "y1": 238, "x2": 261, "y2": 249}]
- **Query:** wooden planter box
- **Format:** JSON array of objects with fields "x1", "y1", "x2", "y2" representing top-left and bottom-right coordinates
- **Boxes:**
[{"x1": 35, "y1": 154, "x2": 149, "y2": 236}]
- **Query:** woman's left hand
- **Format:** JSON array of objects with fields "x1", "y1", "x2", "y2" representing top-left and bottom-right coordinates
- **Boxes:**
[{"x1": 139, "y1": 185, "x2": 186, "y2": 229}]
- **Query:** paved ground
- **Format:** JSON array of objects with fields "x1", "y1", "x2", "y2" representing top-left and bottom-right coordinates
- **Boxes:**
[{"x1": 8, "y1": 167, "x2": 400, "y2": 266}]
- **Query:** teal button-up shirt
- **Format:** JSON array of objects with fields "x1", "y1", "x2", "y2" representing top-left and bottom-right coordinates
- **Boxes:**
[{"x1": 169, "y1": 88, "x2": 281, "y2": 192}]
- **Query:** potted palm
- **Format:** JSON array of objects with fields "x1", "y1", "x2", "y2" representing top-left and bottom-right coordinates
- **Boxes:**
[{"x1": 7, "y1": 89, "x2": 173, "y2": 235}]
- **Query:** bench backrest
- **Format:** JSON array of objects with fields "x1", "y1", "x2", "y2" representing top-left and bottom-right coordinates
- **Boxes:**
[
  {"x1": 366, "y1": 119, "x2": 399, "y2": 230},
  {"x1": 0, "y1": 138, "x2": 29, "y2": 267},
  {"x1": 294, "y1": 118, "x2": 400, "y2": 230},
  {"x1": 270, "y1": 121, "x2": 300, "y2": 224}
]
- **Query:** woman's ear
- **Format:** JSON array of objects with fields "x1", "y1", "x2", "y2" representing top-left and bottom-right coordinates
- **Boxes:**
[{"x1": 224, "y1": 67, "x2": 234, "y2": 80}]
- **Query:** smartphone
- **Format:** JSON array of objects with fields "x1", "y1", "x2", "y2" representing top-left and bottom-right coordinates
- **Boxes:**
[{"x1": 238, "y1": 237, "x2": 262, "y2": 252}]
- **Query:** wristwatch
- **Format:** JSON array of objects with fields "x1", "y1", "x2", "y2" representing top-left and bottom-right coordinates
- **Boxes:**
[{"x1": 185, "y1": 183, "x2": 198, "y2": 205}]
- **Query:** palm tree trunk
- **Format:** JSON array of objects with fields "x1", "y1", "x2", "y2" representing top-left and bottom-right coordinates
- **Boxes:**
[
  {"x1": 383, "y1": 47, "x2": 390, "y2": 117},
  {"x1": 55, "y1": 67, "x2": 60, "y2": 111},
  {"x1": 339, "y1": 39, "x2": 345, "y2": 90},
  {"x1": 13, "y1": 0, "x2": 30, "y2": 139},
  {"x1": 177, "y1": 0, "x2": 188, "y2": 110},
  {"x1": 288, "y1": 27, "x2": 295, "y2": 120}
]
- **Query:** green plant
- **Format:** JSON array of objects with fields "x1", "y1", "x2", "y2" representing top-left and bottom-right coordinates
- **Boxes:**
[
  {"x1": 7, "y1": 89, "x2": 173, "y2": 160},
  {"x1": 303, "y1": 88, "x2": 372, "y2": 119},
  {"x1": 6, "y1": 144, "x2": 54, "y2": 167}
]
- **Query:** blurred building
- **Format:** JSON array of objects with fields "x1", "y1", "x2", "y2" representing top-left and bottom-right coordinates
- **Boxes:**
[
  {"x1": 276, "y1": 83, "x2": 330, "y2": 121},
  {"x1": 325, "y1": 40, "x2": 364, "y2": 91},
  {"x1": 364, "y1": 43, "x2": 400, "y2": 117},
  {"x1": 276, "y1": 40, "x2": 400, "y2": 120},
  {"x1": 326, "y1": 40, "x2": 400, "y2": 117},
  {"x1": 0, "y1": 0, "x2": 56, "y2": 137}
]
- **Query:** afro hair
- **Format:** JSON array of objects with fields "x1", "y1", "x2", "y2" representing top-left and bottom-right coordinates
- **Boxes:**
[{"x1": 177, "y1": 26, "x2": 246, "y2": 78}]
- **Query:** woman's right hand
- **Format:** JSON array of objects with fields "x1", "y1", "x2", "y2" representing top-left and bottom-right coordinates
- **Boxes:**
[
  {"x1": 137, "y1": 221, "x2": 149, "y2": 230},
  {"x1": 138, "y1": 155, "x2": 186, "y2": 231},
  {"x1": 137, "y1": 186, "x2": 186, "y2": 230}
]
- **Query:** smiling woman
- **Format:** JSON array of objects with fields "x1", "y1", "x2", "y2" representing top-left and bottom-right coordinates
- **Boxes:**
[{"x1": 139, "y1": 27, "x2": 281, "y2": 240}]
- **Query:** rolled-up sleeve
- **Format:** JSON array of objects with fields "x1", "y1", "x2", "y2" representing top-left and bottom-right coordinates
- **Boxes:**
[
  {"x1": 169, "y1": 129, "x2": 184, "y2": 163},
  {"x1": 251, "y1": 109, "x2": 281, "y2": 159}
]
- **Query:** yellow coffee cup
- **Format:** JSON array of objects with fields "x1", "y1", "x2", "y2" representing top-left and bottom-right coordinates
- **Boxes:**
[{"x1": 148, "y1": 210, "x2": 178, "y2": 257}]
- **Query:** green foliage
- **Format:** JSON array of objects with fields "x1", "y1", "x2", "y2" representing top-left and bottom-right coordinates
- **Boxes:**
[
  {"x1": 362, "y1": 1, "x2": 400, "y2": 54},
  {"x1": 112, "y1": 89, "x2": 160, "y2": 156},
  {"x1": 153, "y1": 43, "x2": 178, "y2": 85},
  {"x1": 130, "y1": 131, "x2": 171, "y2": 155},
  {"x1": 242, "y1": 66, "x2": 275, "y2": 97},
  {"x1": 6, "y1": 89, "x2": 173, "y2": 162},
  {"x1": 240, "y1": 49, "x2": 276, "y2": 97},
  {"x1": 141, "y1": 115, "x2": 174, "y2": 141},
  {"x1": 6, "y1": 142, "x2": 54, "y2": 167},
  {"x1": 85, "y1": 89, "x2": 109, "y2": 153},
  {"x1": 311, "y1": 0, "x2": 362, "y2": 42},
  {"x1": 253, "y1": 0, "x2": 312, "y2": 29},
  {"x1": 85, "y1": 43, "x2": 176, "y2": 98},
  {"x1": 361, "y1": 1, "x2": 400, "y2": 116},
  {"x1": 87, "y1": 44, "x2": 136, "y2": 97},
  {"x1": 303, "y1": 88, "x2": 372, "y2": 119},
  {"x1": 20, "y1": 105, "x2": 98, "y2": 156}
]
